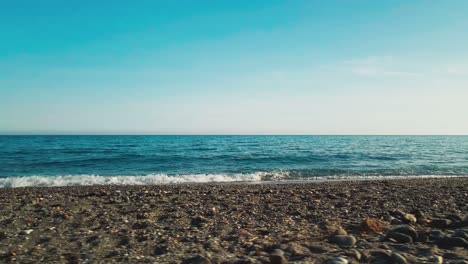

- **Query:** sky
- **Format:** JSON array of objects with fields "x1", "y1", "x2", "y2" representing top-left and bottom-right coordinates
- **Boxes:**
[{"x1": 1, "y1": 0, "x2": 468, "y2": 135}]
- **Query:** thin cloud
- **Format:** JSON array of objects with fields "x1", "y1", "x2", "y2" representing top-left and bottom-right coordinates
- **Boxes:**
[
  {"x1": 444, "y1": 64, "x2": 468, "y2": 76},
  {"x1": 342, "y1": 56, "x2": 421, "y2": 77}
]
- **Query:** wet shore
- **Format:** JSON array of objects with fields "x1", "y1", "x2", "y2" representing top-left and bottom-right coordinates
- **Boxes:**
[{"x1": 0, "y1": 178, "x2": 467, "y2": 263}]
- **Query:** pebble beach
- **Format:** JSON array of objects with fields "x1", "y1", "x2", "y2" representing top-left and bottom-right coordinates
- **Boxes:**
[{"x1": 0, "y1": 177, "x2": 467, "y2": 263}]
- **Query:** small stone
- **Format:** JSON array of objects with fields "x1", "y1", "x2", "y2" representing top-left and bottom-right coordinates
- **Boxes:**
[
  {"x1": 183, "y1": 255, "x2": 211, "y2": 264},
  {"x1": 391, "y1": 210, "x2": 406, "y2": 218},
  {"x1": 428, "y1": 230, "x2": 446, "y2": 240},
  {"x1": 418, "y1": 232, "x2": 429, "y2": 242},
  {"x1": 361, "y1": 218, "x2": 386, "y2": 233},
  {"x1": 436, "y1": 237, "x2": 468, "y2": 249},
  {"x1": 383, "y1": 215, "x2": 395, "y2": 222},
  {"x1": 427, "y1": 255, "x2": 443, "y2": 264},
  {"x1": 369, "y1": 250, "x2": 391, "y2": 264},
  {"x1": 431, "y1": 219, "x2": 453, "y2": 228},
  {"x1": 453, "y1": 229, "x2": 468, "y2": 240},
  {"x1": 331, "y1": 235, "x2": 357, "y2": 247},
  {"x1": 370, "y1": 258, "x2": 390, "y2": 264},
  {"x1": 391, "y1": 219, "x2": 404, "y2": 225},
  {"x1": 119, "y1": 236, "x2": 130, "y2": 246},
  {"x1": 442, "y1": 252, "x2": 460, "y2": 260},
  {"x1": 308, "y1": 243, "x2": 333, "y2": 253},
  {"x1": 287, "y1": 242, "x2": 311, "y2": 256},
  {"x1": 390, "y1": 225, "x2": 418, "y2": 240},
  {"x1": 272, "y1": 249, "x2": 285, "y2": 256},
  {"x1": 346, "y1": 249, "x2": 362, "y2": 260},
  {"x1": 153, "y1": 245, "x2": 167, "y2": 255},
  {"x1": 446, "y1": 214, "x2": 463, "y2": 222},
  {"x1": 0, "y1": 231, "x2": 7, "y2": 240},
  {"x1": 334, "y1": 228, "x2": 348, "y2": 236},
  {"x1": 452, "y1": 219, "x2": 468, "y2": 228},
  {"x1": 387, "y1": 232, "x2": 413, "y2": 243},
  {"x1": 191, "y1": 216, "x2": 208, "y2": 227},
  {"x1": 417, "y1": 216, "x2": 430, "y2": 225},
  {"x1": 327, "y1": 256, "x2": 348, "y2": 264},
  {"x1": 403, "y1": 214, "x2": 417, "y2": 224},
  {"x1": 19, "y1": 229, "x2": 34, "y2": 235},
  {"x1": 269, "y1": 254, "x2": 288, "y2": 264},
  {"x1": 391, "y1": 252, "x2": 408, "y2": 264},
  {"x1": 40, "y1": 207, "x2": 50, "y2": 215}
]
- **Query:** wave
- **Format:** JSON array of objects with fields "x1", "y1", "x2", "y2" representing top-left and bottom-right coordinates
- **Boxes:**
[
  {"x1": 0, "y1": 173, "x2": 267, "y2": 188},
  {"x1": 0, "y1": 172, "x2": 464, "y2": 188}
]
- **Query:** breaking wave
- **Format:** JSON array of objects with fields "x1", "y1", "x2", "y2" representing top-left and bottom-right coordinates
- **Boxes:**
[{"x1": 0, "y1": 172, "x2": 463, "y2": 188}]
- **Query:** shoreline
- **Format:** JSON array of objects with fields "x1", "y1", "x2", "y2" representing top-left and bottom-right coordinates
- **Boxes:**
[
  {"x1": 1, "y1": 177, "x2": 467, "y2": 263},
  {"x1": 1, "y1": 174, "x2": 466, "y2": 189}
]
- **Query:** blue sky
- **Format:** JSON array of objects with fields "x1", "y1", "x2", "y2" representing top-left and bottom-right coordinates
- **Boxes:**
[{"x1": 1, "y1": 0, "x2": 468, "y2": 134}]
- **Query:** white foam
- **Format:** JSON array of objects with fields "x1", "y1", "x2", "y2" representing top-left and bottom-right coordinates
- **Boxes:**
[
  {"x1": 0, "y1": 173, "x2": 266, "y2": 188},
  {"x1": 0, "y1": 173, "x2": 464, "y2": 188}
]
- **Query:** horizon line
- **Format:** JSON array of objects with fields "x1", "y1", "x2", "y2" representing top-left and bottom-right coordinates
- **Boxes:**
[{"x1": 1, "y1": 134, "x2": 467, "y2": 136}]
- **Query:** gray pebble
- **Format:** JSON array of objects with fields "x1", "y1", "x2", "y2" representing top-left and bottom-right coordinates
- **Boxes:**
[
  {"x1": 19, "y1": 229, "x2": 34, "y2": 235},
  {"x1": 429, "y1": 230, "x2": 446, "y2": 240},
  {"x1": 272, "y1": 248, "x2": 285, "y2": 256},
  {"x1": 327, "y1": 256, "x2": 348, "y2": 264},
  {"x1": 331, "y1": 235, "x2": 357, "y2": 247},
  {"x1": 391, "y1": 252, "x2": 408, "y2": 264},
  {"x1": 270, "y1": 254, "x2": 288, "y2": 264},
  {"x1": 427, "y1": 255, "x2": 443, "y2": 264},
  {"x1": 387, "y1": 232, "x2": 413, "y2": 243},
  {"x1": 431, "y1": 218, "x2": 453, "y2": 228},
  {"x1": 436, "y1": 237, "x2": 468, "y2": 249},
  {"x1": 391, "y1": 225, "x2": 418, "y2": 240},
  {"x1": 453, "y1": 229, "x2": 468, "y2": 240}
]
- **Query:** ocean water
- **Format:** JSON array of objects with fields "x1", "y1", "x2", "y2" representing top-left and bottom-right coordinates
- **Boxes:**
[{"x1": 0, "y1": 135, "x2": 467, "y2": 187}]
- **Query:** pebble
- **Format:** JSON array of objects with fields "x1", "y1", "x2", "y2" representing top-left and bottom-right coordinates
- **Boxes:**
[
  {"x1": 431, "y1": 219, "x2": 453, "y2": 228},
  {"x1": 370, "y1": 258, "x2": 390, "y2": 264},
  {"x1": 383, "y1": 215, "x2": 395, "y2": 222},
  {"x1": 427, "y1": 255, "x2": 443, "y2": 264},
  {"x1": 19, "y1": 229, "x2": 34, "y2": 235},
  {"x1": 446, "y1": 214, "x2": 463, "y2": 222},
  {"x1": 272, "y1": 249, "x2": 285, "y2": 256},
  {"x1": 443, "y1": 252, "x2": 460, "y2": 259},
  {"x1": 331, "y1": 235, "x2": 357, "y2": 247},
  {"x1": 327, "y1": 256, "x2": 348, "y2": 264},
  {"x1": 391, "y1": 219, "x2": 404, "y2": 225},
  {"x1": 436, "y1": 237, "x2": 468, "y2": 249},
  {"x1": 390, "y1": 225, "x2": 418, "y2": 240},
  {"x1": 391, "y1": 209, "x2": 406, "y2": 218},
  {"x1": 403, "y1": 214, "x2": 417, "y2": 224},
  {"x1": 269, "y1": 254, "x2": 288, "y2": 264},
  {"x1": 452, "y1": 219, "x2": 468, "y2": 228},
  {"x1": 287, "y1": 242, "x2": 310, "y2": 256},
  {"x1": 453, "y1": 229, "x2": 468, "y2": 240},
  {"x1": 309, "y1": 243, "x2": 333, "y2": 253},
  {"x1": 334, "y1": 228, "x2": 348, "y2": 236},
  {"x1": 40, "y1": 207, "x2": 50, "y2": 215},
  {"x1": 428, "y1": 230, "x2": 446, "y2": 240},
  {"x1": 391, "y1": 252, "x2": 408, "y2": 264},
  {"x1": 346, "y1": 249, "x2": 362, "y2": 260},
  {"x1": 191, "y1": 216, "x2": 208, "y2": 227},
  {"x1": 183, "y1": 255, "x2": 211, "y2": 264},
  {"x1": 387, "y1": 231, "x2": 413, "y2": 243}
]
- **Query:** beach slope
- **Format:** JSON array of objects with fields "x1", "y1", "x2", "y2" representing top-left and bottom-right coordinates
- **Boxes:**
[{"x1": 0, "y1": 178, "x2": 467, "y2": 263}]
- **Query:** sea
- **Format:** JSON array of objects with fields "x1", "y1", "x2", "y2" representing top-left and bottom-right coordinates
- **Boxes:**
[{"x1": 0, "y1": 135, "x2": 467, "y2": 187}]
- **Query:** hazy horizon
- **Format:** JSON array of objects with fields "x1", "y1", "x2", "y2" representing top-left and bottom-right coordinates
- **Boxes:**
[{"x1": 2, "y1": 1, "x2": 468, "y2": 135}]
